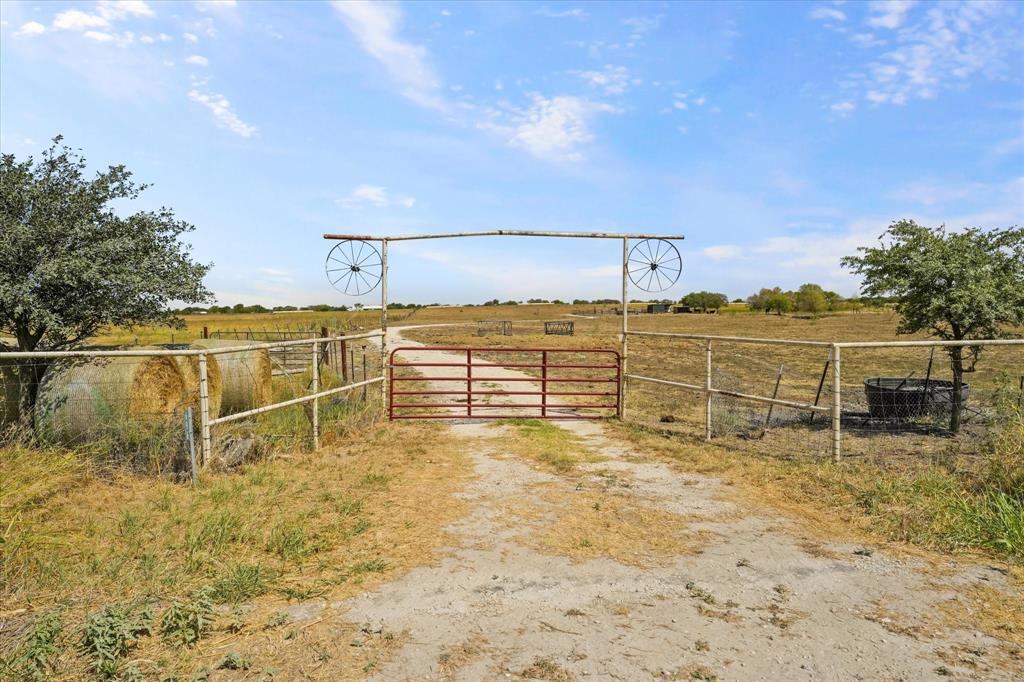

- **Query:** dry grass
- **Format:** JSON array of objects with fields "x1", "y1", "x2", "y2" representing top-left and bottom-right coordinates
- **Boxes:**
[
  {"x1": 489, "y1": 420, "x2": 604, "y2": 473},
  {"x1": 504, "y1": 483, "x2": 708, "y2": 568},
  {"x1": 0, "y1": 421, "x2": 474, "y2": 680},
  {"x1": 938, "y1": 582, "x2": 1024, "y2": 648}
]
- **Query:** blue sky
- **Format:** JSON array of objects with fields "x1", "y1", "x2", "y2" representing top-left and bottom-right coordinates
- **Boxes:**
[{"x1": 2, "y1": 0, "x2": 1022, "y2": 306}]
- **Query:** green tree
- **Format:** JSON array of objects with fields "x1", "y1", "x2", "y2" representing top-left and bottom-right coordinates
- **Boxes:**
[
  {"x1": 681, "y1": 291, "x2": 729, "y2": 312},
  {"x1": 1, "y1": 137, "x2": 212, "y2": 420},
  {"x1": 748, "y1": 287, "x2": 793, "y2": 315},
  {"x1": 795, "y1": 283, "x2": 828, "y2": 314},
  {"x1": 842, "y1": 220, "x2": 1024, "y2": 432}
]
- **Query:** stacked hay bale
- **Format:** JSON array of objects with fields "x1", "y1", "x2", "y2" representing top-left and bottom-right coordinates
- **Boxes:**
[
  {"x1": 190, "y1": 339, "x2": 273, "y2": 416},
  {"x1": 34, "y1": 356, "x2": 187, "y2": 444}
]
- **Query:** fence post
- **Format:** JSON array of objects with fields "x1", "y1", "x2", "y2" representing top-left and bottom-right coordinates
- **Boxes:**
[
  {"x1": 620, "y1": 236, "x2": 628, "y2": 419},
  {"x1": 184, "y1": 407, "x2": 197, "y2": 486},
  {"x1": 831, "y1": 343, "x2": 841, "y2": 462},
  {"x1": 705, "y1": 339, "x2": 713, "y2": 441},
  {"x1": 311, "y1": 340, "x2": 320, "y2": 450},
  {"x1": 381, "y1": 239, "x2": 389, "y2": 417},
  {"x1": 197, "y1": 351, "x2": 212, "y2": 467}
]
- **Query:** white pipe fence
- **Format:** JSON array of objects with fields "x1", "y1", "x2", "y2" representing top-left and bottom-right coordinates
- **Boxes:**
[
  {"x1": 625, "y1": 332, "x2": 1024, "y2": 461},
  {"x1": 1, "y1": 332, "x2": 385, "y2": 475}
]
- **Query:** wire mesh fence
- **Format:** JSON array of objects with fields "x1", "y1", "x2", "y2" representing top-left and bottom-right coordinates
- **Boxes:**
[
  {"x1": 829, "y1": 342, "x2": 1024, "y2": 462},
  {"x1": 625, "y1": 334, "x2": 832, "y2": 459},
  {"x1": 0, "y1": 333, "x2": 384, "y2": 478},
  {"x1": 624, "y1": 333, "x2": 1024, "y2": 463}
]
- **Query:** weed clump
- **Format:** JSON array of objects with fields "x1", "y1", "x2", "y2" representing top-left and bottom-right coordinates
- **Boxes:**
[
  {"x1": 80, "y1": 601, "x2": 153, "y2": 679},
  {"x1": 8, "y1": 609, "x2": 63, "y2": 681},
  {"x1": 160, "y1": 586, "x2": 215, "y2": 648},
  {"x1": 211, "y1": 563, "x2": 276, "y2": 604}
]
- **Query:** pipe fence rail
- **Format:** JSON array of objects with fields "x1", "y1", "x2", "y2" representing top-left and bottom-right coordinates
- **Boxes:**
[
  {"x1": 624, "y1": 332, "x2": 1024, "y2": 461},
  {"x1": 1, "y1": 332, "x2": 384, "y2": 480}
]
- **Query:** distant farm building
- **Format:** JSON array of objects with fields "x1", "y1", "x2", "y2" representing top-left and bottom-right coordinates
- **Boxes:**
[{"x1": 646, "y1": 303, "x2": 670, "y2": 314}]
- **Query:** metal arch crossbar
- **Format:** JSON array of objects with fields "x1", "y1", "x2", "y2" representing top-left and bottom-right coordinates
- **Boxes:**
[{"x1": 323, "y1": 230, "x2": 686, "y2": 241}]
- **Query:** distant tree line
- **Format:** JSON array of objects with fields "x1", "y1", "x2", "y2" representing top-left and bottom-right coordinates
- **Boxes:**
[{"x1": 175, "y1": 302, "x2": 422, "y2": 314}]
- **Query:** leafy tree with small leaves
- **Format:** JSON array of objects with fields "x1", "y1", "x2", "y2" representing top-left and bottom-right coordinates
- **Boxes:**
[
  {"x1": 795, "y1": 283, "x2": 828, "y2": 314},
  {"x1": 1, "y1": 136, "x2": 212, "y2": 423},
  {"x1": 842, "y1": 220, "x2": 1024, "y2": 432}
]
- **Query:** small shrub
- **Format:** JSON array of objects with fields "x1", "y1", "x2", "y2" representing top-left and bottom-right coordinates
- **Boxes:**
[
  {"x1": 210, "y1": 563, "x2": 276, "y2": 604},
  {"x1": 11, "y1": 609, "x2": 63, "y2": 681},
  {"x1": 160, "y1": 587, "x2": 215, "y2": 647},
  {"x1": 218, "y1": 651, "x2": 251, "y2": 670},
  {"x1": 80, "y1": 602, "x2": 153, "y2": 679}
]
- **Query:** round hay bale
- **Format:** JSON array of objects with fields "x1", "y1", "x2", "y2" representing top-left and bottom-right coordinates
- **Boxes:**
[
  {"x1": 190, "y1": 340, "x2": 272, "y2": 416},
  {"x1": 34, "y1": 356, "x2": 187, "y2": 444},
  {"x1": 140, "y1": 348, "x2": 224, "y2": 419}
]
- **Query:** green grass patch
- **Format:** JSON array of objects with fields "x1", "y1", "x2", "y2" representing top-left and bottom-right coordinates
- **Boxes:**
[{"x1": 493, "y1": 419, "x2": 600, "y2": 473}]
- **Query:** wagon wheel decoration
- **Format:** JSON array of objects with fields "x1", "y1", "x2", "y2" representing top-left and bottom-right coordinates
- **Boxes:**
[
  {"x1": 325, "y1": 240, "x2": 382, "y2": 296},
  {"x1": 627, "y1": 239, "x2": 682, "y2": 292}
]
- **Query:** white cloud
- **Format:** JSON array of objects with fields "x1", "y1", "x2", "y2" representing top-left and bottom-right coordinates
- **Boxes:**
[
  {"x1": 15, "y1": 21, "x2": 46, "y2": 38},
  {"x1": 184, "y1": 32, "x2": 199, "y2": 43},
  {"x1": 622, "y1": 15, "x2": 662, "y2": 43},
  {"x1": 188, "y1": 88, "x2": 257, "y2": 137},
  {"x1": 139, "y1": 34, "x2": 154, "y2": 43},
  {"x1": 194, "y1": 0, "x2": 237, "y2": 11},
  {"x1": 158, "y1": 32, "x2": 172, "y2": 41},
  {"x1": 867, "y1": 0, "x2": 917, "y2": 29},
  {"x1": 673, "y1": 100, "x2": 687, "y2": 110},
  {"x1": 53, "y1": 9, "x2": 110, "y2": 31},
  {"x1": 838, "y1": 1, "x2": 1021, "y2": 109},
  {"x1": 185, "y1": 54, "x2": 209, "y2": 66},
  {"x1": 850, "y1": 32, "x2": 884, "y2": 48},
  {"x1": 830, "y1": 100, "x2": 855, "y2": 114},
  {"x1": 491, "y1": 94, "x2": 618, "y2": 163},
  {"x1": 337, "y1": 184, "x2": 416, "y2": 209},
  {"x1": 97, "y1": 1, "x2": 155, "y2": 20},
  {"x1": 701, "y1": 245, "x2": 740, "y2": 260},
  {"x1": 330, "y1": 0, "x2": 444, "y2": 110},
  {"x1": 574, "y1": 64, "x2": 632, "y2": 95},
  {"x1": 536, "y1": 8, "x2": 589, "y2": 19},
  {"x1": 810, "y1": 6, "x2": 847, "y2": 22},
  {"x1": 84, "y1": 31, "x2": 115, "y2": 42}
]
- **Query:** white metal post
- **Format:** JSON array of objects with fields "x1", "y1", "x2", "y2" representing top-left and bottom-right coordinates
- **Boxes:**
[
  {"x1": 311, "y1": 339, "x2": 320, "y2": 449},
  {"x1": 197, "y1": 351, "x2": 212, "y2": 467},
  {"x1": 831, "y1": 343, "x2": 841, "y2": 462},
  {"x1": 380, "y1": 238, "x2": 389, "y2": 417},
  {"x1": 620, "y1": 237, "x2": 628, "y2": 418},
  {"x1": 705, "y1": 339, "x2": 713, "y2": 441}
]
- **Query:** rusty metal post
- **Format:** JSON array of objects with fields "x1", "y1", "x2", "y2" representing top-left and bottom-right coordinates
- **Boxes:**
[
  {"x1": 705, "y1": 339, "x2": 713, "y2": 441},
  {"x1": 541, "y1": 350, "x2": 548, "y2": 418},
  {"x1": 760, "y1": 363, "x2": 784, "y2": 438},
  {"x1": 620, "y1": 236, "x2": 628, "y2": 419},
  {"x1": 198, "y1": 351, "x2": 212, "y2": 466},
  {"x1": 832, "y1": 343, "x2": 841, "y2": 462},
  {"x1": 467, "y1": 349, "x2": 473, "y2": 418},
  {"x1": 202, "y1": 326, "x2": 208, "y2": 339},
  {"x1": 311, "y1": 340, "x2": 320, "y2": 450}
]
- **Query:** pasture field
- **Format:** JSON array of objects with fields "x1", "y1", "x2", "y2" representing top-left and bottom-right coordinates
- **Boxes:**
[{"x1": 3, "y1": 305, "x2": 1022, "y2": 679}]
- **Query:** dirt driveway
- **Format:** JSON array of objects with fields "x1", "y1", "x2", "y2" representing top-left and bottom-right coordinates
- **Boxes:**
[{"x1": 298, "y1": 327, "x2": 1021, "y2": 680}]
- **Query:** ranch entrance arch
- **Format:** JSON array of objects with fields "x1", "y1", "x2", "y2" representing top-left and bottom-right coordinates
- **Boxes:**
[{"x1": 321, "y1": 231, "x2": 686, "y2": 420}]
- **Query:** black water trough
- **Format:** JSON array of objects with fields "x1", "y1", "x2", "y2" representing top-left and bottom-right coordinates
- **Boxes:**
[{"x1": 863, "y1": 378, "x2": 969, "y2": 420}]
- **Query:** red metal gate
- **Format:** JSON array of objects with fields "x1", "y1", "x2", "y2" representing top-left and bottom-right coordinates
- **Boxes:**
[{"x1": 389, "y1": 346, "x2": 620, "y2": 420}]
